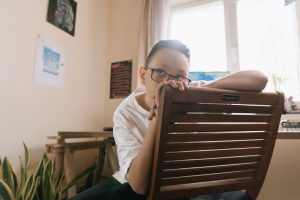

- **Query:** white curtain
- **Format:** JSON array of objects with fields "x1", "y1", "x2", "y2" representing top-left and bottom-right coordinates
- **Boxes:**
[{"x1": 137, "y1": 0, "x2": 171, "y2": 88}]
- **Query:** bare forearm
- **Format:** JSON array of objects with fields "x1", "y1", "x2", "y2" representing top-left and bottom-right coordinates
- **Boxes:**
[
  {"x1": 126, "y1": 119, "x2": 157, "y2": 195},
  {"x1": 203, "y1": 70, "x2": 268, "y2": 92}
]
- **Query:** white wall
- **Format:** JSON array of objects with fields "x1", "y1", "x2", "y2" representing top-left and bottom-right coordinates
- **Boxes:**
[
  {"x1": 258, "y1": 139, "x2": 300, "y2": 200},
  {"x1": 0, "y1": 0, "x2": 109, "y2": 170},
  {"x1": 103, "y1": 0, "x2": 143, "y2": 127},
  {"x1": 2, "y1": 1, "x2": 300, "y2": 199}
]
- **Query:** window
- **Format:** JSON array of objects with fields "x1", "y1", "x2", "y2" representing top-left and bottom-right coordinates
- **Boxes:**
[
  {"x1": 169, "y1": 1, "x2": 227, "y2": 72},
  {"x1": 237, "y1": 0, "x2": 300, "y2": 97},
  {"x1": 169, "y1": 0, "x2": 300, "y2": 99}
]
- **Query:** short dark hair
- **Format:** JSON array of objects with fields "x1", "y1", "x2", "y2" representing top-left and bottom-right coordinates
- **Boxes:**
[{"x1": 145, "y1": 40, "x2": 190, "y2": 67}]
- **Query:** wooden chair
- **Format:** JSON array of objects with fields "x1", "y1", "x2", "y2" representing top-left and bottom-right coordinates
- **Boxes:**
[{"x1": 148, "y1": 86, "x2": 284, "y2": 200}]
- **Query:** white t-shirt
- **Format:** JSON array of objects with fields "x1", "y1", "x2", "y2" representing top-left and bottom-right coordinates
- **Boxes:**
[{"x1": 112, "y1": 88, "x2": 150, "y2": 184}]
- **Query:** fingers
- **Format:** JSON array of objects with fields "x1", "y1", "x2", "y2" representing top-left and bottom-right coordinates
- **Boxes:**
[
  {"x1": 165, "y1": 80, "x2": 189, "y2": 91},
  {"x1": 176, "y1": 81, "x2": 188, "y2": 91},
  {"x1": 149, "y1": 80, "x2": 189, "y2": 120},
  {"x1": 148, "y1": 101, "x2": 157, "y2": 120},
  {"x1": 154, "y1": 81, "x2": 166, "y2": 106}
]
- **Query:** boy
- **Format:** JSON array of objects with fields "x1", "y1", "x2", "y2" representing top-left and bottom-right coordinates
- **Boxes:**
[{"x1": 70, "y1": 40, "x2": 267, "y2": 200}]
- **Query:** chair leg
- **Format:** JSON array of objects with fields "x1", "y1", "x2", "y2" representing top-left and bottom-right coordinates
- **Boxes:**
[
  {"x1": 64, "y1": 150, "x2": 77, "y2": 198},
  {"x1": 54, "y1": 152, "x2": 64, "y2": 177},
  {"x1": 93, "y1": 146, "x2": 106, "y2": 185},
  {"x1": 106, "y1": 140, "x2": 119, "y2": 173}
]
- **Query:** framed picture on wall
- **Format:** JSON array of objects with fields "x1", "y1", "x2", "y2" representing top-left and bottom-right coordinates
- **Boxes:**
[
  {"x1": 47, "y1": 0, "x2": 77, "y2": 36},
  {"x1": 33, "y1": 36, "x2": 66, "y2": 89},
  {"x1": 110, "y1": 60, "x2": 132, "y2": 99}
]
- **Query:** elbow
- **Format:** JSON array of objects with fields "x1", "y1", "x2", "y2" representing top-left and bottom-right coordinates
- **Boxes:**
[
  {"x1": 260, "y1": 76, "x2": 268, "y2": 91},
  {"x1": 253, "y1": 70, "x2": 268, "y2": 91},
  {"x1": 126, "y1": 173, "x2": 148, "y2": 195},
  {"x1": 244, "y1": 70, "x2": 268, "y2": 92},
  {"x1": 130, "y1": 184, "x2": 148, "y2": 196}
]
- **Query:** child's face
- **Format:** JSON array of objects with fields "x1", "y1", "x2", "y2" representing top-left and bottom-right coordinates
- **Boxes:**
[{"x1": 140, "y1": 48, "x2": 189, "y2": 102}]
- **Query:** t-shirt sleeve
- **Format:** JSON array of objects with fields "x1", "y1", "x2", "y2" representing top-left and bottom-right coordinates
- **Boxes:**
[{"x1": 113, "y1": 112, "x2": 142, "y2": 181}]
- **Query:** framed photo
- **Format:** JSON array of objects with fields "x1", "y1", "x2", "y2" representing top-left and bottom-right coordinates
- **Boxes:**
[
  {"x1": 110, "y1": 60, "x2": 132, "y2": 99},
  {"x1": 47, "y1": 0, "x2": 77, "y2": 36},
  {"x1": 33, "y1": 36, "x2": 66, "y2": 89}
]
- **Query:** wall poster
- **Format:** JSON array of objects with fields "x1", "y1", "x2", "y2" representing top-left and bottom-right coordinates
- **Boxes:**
[{"x1": 110, "y1": 60, "x2": 132, "y2": 99}]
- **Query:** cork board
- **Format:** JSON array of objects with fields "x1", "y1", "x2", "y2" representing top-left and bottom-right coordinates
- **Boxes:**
[{"x1": 110, "y1": 60, "x2": 132, "y2": 99}]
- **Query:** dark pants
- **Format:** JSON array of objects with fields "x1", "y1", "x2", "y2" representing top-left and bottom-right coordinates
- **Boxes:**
[
  {"x1": 69, "y1": 177, "x2": 146, "y2": 200},
  {"x1": 69, "y1": 177, "x2": 249, "y2": 200}
]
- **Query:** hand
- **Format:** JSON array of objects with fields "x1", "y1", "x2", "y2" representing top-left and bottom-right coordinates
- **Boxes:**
[
  {"x1": 148, "y1": 80, "x2": 189, "y2": 120},
  {"x1": 189, "y1": 80, "x2": 206, "y2": 87}
]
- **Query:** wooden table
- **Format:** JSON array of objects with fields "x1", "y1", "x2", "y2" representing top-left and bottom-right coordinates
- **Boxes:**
[{"x1": 46, "y1": 131, "x2": 116, "y2": 198}]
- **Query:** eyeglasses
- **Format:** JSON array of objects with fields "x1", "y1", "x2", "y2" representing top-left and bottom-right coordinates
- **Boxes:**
[{"x1": 145, "y1": 67, "x2": 191, "y2": 85}]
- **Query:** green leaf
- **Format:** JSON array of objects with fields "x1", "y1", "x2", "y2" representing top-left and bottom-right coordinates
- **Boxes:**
[
  {"x1": 50, "y1": 176, "x2": 55, "y2": 200},
  {"x1": 53, "y1": 175, "x2": 64, "y2": 200},
  {"x1": 0, "y1": 180, "x2": 15, "y2": 200},
  {"x1": 22, "y1": 175, "x2": 33, "y2": 200},
  {"x1": 54, "y1": 192, "x2": 61, "y2": 200},
  {"x1": 2, "y1": 158, "x2": 15, "y2": 194},
  {"x1": 35, "y1": 158, "x2": 44, "y2": 179},
  {"x1": 27, "y1": 177, "x2": 40, "y2": 200},
  {"x1": 62, "y1": 164, "x2": 97, "y2": 194},
  {"x1": 53, "y1": 171, "x2": 60, "y2": 185},
  {"x1": 12, "y1": 171, "x2": 18, "y2": 195},
  {"x1": 43, "y1": 161, "x2": 55, "y2": 200},
  {"x1": 23, "y1": 143, "x2": 30, "y2": 169},
  {"x1": 0, "y1": 158, "x2": 2, "y2": 180},
  {"x1": 17, "y1": 156, "x2": 26, "y2": 199},
  {"x1": 44, "y1": 161, "x2": 52, "y2": 178},
  {"x1": 54, "y1": 173, "x2": 63, "y2": 190},
  {"x1": 42, "y1": 154, "x2": 49, "y2": 166},
  {"x1": 35, "y1": 154, "x2": 48, "y2": 200},
  {"x1": 42, "y1": 173, "x2": 51, "y2": 200}
]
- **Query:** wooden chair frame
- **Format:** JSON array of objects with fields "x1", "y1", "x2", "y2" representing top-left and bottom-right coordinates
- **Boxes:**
[
  {"x1": 46, "y1": 131, "x2": 117, "y2": 197},
  {"x1": 148, "y1": 86, "x2": 284, "y2": 200}
]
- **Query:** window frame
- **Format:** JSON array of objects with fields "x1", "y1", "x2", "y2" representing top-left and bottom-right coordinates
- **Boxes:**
[{"x1": 169, "y1": 0, "x2": 300, "y2": 78}]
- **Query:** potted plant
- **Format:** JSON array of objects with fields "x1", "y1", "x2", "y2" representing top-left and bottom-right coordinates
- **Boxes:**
[{"x1": 0, "y1": 143, "x2": 97, "y2": 200}]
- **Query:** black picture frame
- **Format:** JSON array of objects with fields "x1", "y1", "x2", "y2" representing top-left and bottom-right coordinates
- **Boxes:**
[{"x1": 47, "y1": 0, "x2": 77, "y2": 36}]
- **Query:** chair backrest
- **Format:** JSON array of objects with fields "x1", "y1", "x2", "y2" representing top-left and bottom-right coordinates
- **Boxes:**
[{"x1": 147, "y1": 86, "x2": 284, "y2": 200}]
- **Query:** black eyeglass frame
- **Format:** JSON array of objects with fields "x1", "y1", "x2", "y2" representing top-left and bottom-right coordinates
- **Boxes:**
[{"x1": 144, "y1": 67, "x2": 192, "y2": 85}]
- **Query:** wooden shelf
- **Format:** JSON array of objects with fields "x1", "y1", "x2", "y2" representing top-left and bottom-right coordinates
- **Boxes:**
[{"x1": 277, "y1": 131, "x2": 300, "y2": 139}]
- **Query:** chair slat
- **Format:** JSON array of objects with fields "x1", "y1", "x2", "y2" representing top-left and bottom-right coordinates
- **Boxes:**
[
  {"x1": 170, "y1": 87, "x2": 277, "y2": 105},
  {"x1": 160, "y1": 177, "x2": 256, "y2": 200},
  {"x1": 161, "y1": 169, "x2": 257, "y2": 186},
  {"x1": 165, "y1": 148, "x2": 263, "y2": 161},
  {"x1": 171, "y1": 103, "x2": 273, "y2": 114},
  {"x1": 168, "y1": 124, "x2": 269, "y2": 133},
  {"x1": 163, "y1": 155, "x2": 261, "y2": 169},
  {"x1": 170, "y1": 113, "x2": 271, "y2": 123},
  {"x1": 167, "y1": 132, "x2": 266, "y2": 142},
  {"x1": 147, "y1": 86, "x2": 284, "y2": 200},
  {"x1": 162, "y1": 163, "x2": 259, "y2": 178},
  {"x1": 166, "y1": 140, "x2": 265, "y2": 152}
]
